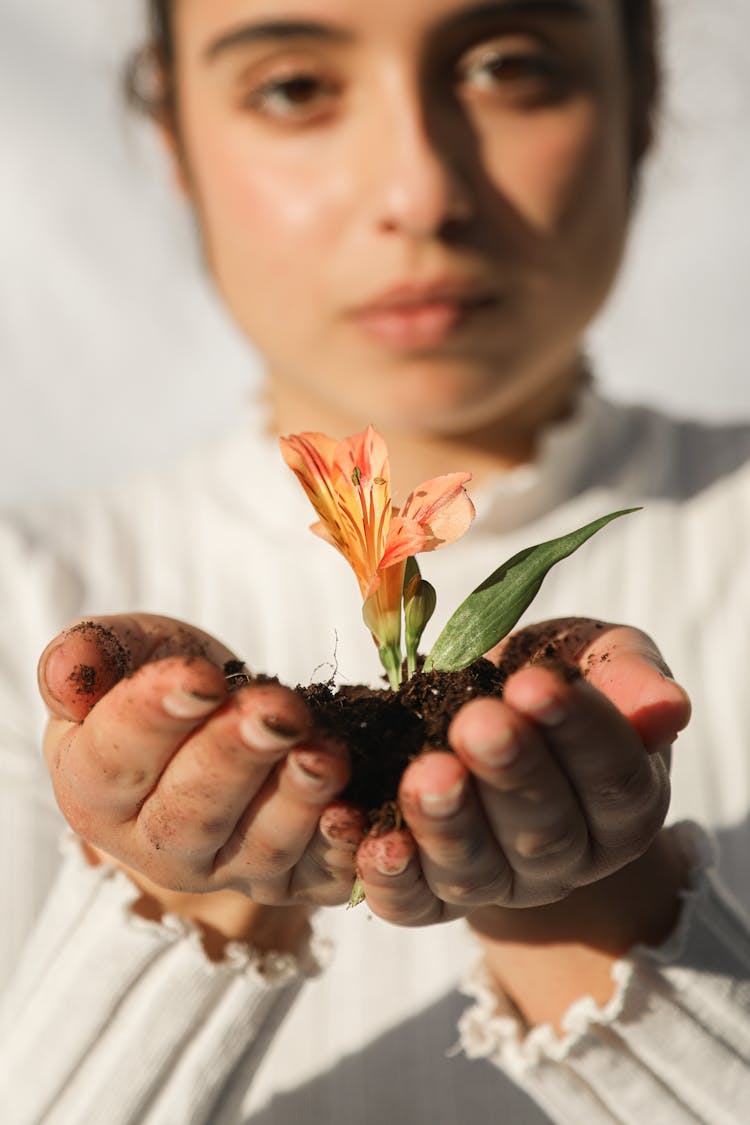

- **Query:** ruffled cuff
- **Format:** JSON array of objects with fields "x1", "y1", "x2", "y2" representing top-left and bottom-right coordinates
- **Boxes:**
[
  {"x1": 457, "y1": 822, "x2": 750, "y2": 1125},
  {"x1": 0, "y1": 831, "x2": 331, "y2": 1125}
]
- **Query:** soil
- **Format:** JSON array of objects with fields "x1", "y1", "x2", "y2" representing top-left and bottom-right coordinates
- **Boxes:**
[
  {"x1": 293, "y1": 632, "x2": 580, "y2": 835},
  {"x1": 299, "y1": 659, "x2": 505, "y2": 833},
  {"x1": 221, "y1": 621, "x2": 587, "y2": 835}
]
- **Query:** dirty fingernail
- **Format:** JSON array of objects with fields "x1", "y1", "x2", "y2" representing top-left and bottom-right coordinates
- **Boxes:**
[
  {"x1": 321, "y1": 809, "x2": 365, "y2": 845},
  {"x1": 240, "y1": 712, "x2": 304, "y2": 752},
  {"x1": 375, "y1": 854, "x2": 410, "y2": 877},
  {"x1": 419, "y1": 778, "x2": 465, "y2": 818},
  {"x1": 289, "y1": 751, "x2": 330, "y2": 789},
  {"x1": 162, "y1": 689, "x2": 223, "y2": 720}
]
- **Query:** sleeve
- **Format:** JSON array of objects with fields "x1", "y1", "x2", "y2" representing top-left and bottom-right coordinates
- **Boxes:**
[
  {"x1": 457, "y1": 822, "x2": 750, "y2": 1125},
  {"x1": 0, "y1": 515, "x2": 331, "y2": 1124},
  {"x1": 0, "y1": 832, "x2": 331, "y2": 1125}
]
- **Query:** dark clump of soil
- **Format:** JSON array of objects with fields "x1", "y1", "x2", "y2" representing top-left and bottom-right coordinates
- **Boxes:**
[
  {"x1": 68, "y1": 663, "x2": 98, "y2": 697},
  {"x1": 299, "y1": 658, "x2": 508, "y2": 833}
]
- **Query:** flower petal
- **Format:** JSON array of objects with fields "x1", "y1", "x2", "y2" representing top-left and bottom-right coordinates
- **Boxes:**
[
  {"x1": 377, "y1": 516, "x2": 435, "y2": 571},
  {"x1": 333, "y1": 424, "x2": 390, "y2": 488},
  {"x1": 279, "y1": 433, "x2": 343, "y2": 527},
  {"x1": 397, "y1": 472, "x2": 475, "y2": 549}
]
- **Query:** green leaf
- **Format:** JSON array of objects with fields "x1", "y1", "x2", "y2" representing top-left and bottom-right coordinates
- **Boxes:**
[
  {"x1": 348, "y1": 877, "x2": 366, "y2": 908},
  {"x1": 425, "y1": 509, "x2": 640, "y2": 673}
]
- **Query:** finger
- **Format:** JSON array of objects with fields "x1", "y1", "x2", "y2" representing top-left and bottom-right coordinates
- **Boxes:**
[
  {"x1": 574, "y1": 625, "x2": 691, "y2": 749},
  {"x1": 396, "y1": 751, "x2": 518, "y2": 910},
  {"x1": 448, "y1": 697, "x2": 591, "y2": 898},
  {"x1": 128, "y1": 681, "x2": 313, "y2": 865},
  {"x1": 496, "y1": 620, "x2": 691, "y2": 750},
  {"x1": 356, "y1": 829, "x2": 459, "y2": 926},
  {"x1": 211, "y1": 738, "x2": 351, "y2": 896},
  {"x1": 48, "y1": 655, "x2": 229, "y2": 831},
  {"x1": 503, "y1": 665, "x2": 670, "y2": 855},
  {"x1": 288, "y1": 805, "x2": 366, "y2": 906},
  {"x1": 39, "y1": 614, "x2": 238, "y2": 722}
]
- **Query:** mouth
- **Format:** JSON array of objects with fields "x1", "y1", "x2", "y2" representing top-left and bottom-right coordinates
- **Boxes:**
[{"x1": 349, "y1": 280, "x2": 498, "y2": 350}]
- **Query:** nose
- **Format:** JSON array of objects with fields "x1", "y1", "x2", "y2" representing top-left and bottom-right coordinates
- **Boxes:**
[{"x1": 370, "y1": 88, "x2": 475, "y2": 240}]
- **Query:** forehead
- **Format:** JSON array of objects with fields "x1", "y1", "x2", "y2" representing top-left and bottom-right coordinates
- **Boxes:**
[{"x1": 173, "y1": 0, "x2": 617, "y2": 47}]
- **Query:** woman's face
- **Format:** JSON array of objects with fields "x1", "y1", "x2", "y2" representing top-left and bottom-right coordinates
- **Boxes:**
[{"x1": 171, "y1": 0, "x2": 633, "y2": 436}]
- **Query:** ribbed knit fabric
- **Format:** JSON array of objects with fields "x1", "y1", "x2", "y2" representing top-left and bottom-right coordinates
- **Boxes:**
[
  {"x1": 459, "y1": 821, "x2": 750, "y2": 1124},
  {"x1": 1, "y1": 388, "x2": 750, "y2": 1122},
  {"x1": 0, "y1": 834, "x2": 329, "y2": 1125}
]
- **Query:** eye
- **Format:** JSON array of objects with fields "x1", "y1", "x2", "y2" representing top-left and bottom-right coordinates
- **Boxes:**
[
  {"x1": 243, "y1": 70, "x2": 340, "y2": 122},
  {"x1": 457, "y1": 39, "x2": 567, "y2": 103}
]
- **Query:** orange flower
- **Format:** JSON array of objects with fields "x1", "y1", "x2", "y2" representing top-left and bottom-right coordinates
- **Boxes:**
[{"x1": 280, "y1": 425, "x2": 474, "y2": 683}]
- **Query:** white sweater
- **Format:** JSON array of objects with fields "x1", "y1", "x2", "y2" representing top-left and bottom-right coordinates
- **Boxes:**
[{"x1": 1, "y1": 388, "x2": 749, "y2": 1124}]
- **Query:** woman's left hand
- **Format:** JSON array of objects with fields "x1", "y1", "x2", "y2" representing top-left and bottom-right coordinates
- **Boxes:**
[{"x1": 355, "y1": 619, "x2": 691, "y2": 925}]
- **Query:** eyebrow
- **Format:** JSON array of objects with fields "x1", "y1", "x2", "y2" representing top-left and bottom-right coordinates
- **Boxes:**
[
  {"x1": 203, "y1": 1, "x2": 593, "y2": 64},
  {"x1": 440, "y1": 0, "x2": 595, "y2": 33},
  {"x1": 203, "y1": 21, "x2": 352, "y2": 62}
]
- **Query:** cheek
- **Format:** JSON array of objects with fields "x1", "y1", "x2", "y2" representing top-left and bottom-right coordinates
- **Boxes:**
[
  {"x1": 481, "y1": 99, "x2": 626, "y2": 236},
  {"x1": 185, "y1": 124, "x2": 345, "y2": 274}
]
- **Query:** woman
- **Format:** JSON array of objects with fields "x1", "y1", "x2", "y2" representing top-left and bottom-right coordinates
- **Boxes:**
[{"x1": 1, "y1": 2, "x2": 749, "y2": 1121}]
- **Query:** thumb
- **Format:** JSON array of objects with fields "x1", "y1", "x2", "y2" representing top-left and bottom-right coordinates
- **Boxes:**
[
  {"x1": 38, "y1": 619, "x2": 132, "y2": 723},
  {"x1": 38, "y1": 613, "x2": 240, "y2": 723},
  {"x1": 582, "y1": 626, "x2": 692, "y2": 751}
]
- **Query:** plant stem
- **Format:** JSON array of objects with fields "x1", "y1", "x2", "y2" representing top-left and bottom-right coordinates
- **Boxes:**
[
  {"x1": 379, "y1": 644, "x2": 403, "y2": 691},
  {"x1": 406, "y1": 644, "x2": 418, "y2": 679}
]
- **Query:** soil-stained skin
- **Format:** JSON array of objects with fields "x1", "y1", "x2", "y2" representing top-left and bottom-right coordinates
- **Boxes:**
[{"x1": 63, "y1": 620, "x2": 131, "y2": 701}]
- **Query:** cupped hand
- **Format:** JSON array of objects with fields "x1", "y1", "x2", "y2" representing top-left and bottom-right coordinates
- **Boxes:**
[
  {"x1": 39, "y1": 615, "x2": 364, "y2": 908},
  {"x1": 355, "y1": 619, "x2": 691, "y2": 926}
]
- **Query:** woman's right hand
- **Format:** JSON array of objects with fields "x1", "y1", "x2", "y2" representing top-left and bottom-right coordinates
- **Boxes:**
[{"x1": 38, "y1": 615, "x2": 364, "y2": 913}]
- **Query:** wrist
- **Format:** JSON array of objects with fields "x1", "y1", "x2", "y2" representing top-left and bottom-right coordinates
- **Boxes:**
[
  {"x1": 467, "y1": 829, "x2": 689, "y2": 1030},
  {"x1": 80, "y1": 841, "x2": 313, "y2": 963}
]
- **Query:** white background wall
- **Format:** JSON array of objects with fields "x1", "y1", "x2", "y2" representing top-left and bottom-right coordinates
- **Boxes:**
[{"x1": 2, "y1": 0, "x2": 749, "y2": 508}]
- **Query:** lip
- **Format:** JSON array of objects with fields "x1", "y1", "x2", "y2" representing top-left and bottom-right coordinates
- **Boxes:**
[{"x1": 350, "y1": 278, "x2": 497, "y2": 349}]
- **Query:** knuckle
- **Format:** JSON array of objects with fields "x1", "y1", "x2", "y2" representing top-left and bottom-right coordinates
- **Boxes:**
[
  {"x1": 376, "y1": 896, "x2": 443, "y2": 928},
  {"x1": 591, "y1": 759, "x2": 654, "y2": 811},
  {"x1": 426, "y1": 829, "x2": 487, "y2": 872},
  {"x1": 436, "y1": 868, "x2": 513, "y2": 908},
  {"x1": 593, "y1": 766, "x2": 671, "y2": 849},
  {"x1": 86, "y1": 729, "x2": 150, "y2": 790},
  {"x1": 246, "y1": 837, "x2": 297, "y2": 876},
  {"x1": 514, "y1": 822, "x2": 587, "y2": 862},
  {"x1": 196, "y1": 814, "x2": 234, "y2": 839}
]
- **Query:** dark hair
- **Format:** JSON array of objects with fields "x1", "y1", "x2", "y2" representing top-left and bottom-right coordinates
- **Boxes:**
[
  {"x1": 125, "y1": 1, "x2": 174, "y2": 124},
  {"x1": 127, "y1": 0, "x2": 660, "y2": 165}
]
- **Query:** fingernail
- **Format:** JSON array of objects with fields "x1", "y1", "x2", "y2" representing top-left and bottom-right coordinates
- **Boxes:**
[
  {"x1": 419, "y1": 779, "x2": 465, "y2": 818},
  {"x1": 240, "y1": 713, "x2": 304, "y2": 752},
  {"x1": 469, "y1": 728, "x2": 521, "y2": 768},
  {"x1": 527, "y1": 696, "x2": 566, "y2": 726},
  {"x1": 38, "y1": 640, "x2": 66, "y2": 700},
  {"x1": 321, "y1": 809, "x2": 364, "y2": 845},
  {"x1": 162, "y1": 689, "x2": 223, "y2": 719},
  {"x1": 375, "y1": 859, "x2": 411, "y2": 877},
  {"x1": 289, "y1": 751, "x2": 329, "y2": 789}
]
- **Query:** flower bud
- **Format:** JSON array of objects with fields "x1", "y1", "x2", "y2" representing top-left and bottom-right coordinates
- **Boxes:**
[{"x1": 404, "y1": 576, "x2": 437, "y2": 649}]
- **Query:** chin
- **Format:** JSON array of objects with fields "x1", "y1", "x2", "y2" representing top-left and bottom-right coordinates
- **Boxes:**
[{"x1": 382, "y1": 372, "x2": 517, "y2": 435}]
